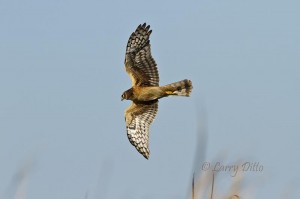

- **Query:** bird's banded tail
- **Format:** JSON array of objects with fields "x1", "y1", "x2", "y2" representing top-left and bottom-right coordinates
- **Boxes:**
[{"x1": 161, "y1": 79, "x2": 193, "y2": 97}]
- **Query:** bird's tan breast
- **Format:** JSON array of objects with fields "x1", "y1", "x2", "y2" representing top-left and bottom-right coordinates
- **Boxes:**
[{"x1": 132, "y1": 86, "x2": 164, "y2": 101}]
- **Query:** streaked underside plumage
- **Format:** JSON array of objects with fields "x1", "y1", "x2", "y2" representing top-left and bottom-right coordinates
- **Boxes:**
[
  {"x1": 125, "y1": 23, "x2": 159, "y2": 87},
  {"x1": 125, "y1": 100, "x2": 158, "y2": 159},
  {"x1": 122, "y1": 23, "x2": 193, "y2": 159},
  {"x1": 124, "y1": 23, "x2": 159, "y2": 159}
]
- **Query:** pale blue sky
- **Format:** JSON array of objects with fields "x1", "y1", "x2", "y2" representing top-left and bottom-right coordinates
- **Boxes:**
[{"x1": 0, "y1": 0, "x2": 299, "y2": 198}]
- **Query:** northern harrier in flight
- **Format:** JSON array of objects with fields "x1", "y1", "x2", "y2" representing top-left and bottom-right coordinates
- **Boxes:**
[{"x1": 122, "y1": 23, "x2": 193, "y2": 159}]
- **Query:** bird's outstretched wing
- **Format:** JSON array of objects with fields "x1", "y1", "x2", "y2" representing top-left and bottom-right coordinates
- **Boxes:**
[
  {"x1": 125, "y1": 23, "x2": 159, "y2": 87},
  {"x1": 125, "y1": 100, "x2": 158, "y2": 159}
]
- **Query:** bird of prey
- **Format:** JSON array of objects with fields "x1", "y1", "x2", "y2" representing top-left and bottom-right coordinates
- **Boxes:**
[{"x1": 122, "y1": 23, "x2": 193, "y2": 159}]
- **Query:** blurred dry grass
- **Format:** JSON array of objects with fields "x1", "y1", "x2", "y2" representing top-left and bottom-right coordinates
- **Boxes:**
[
  {"x1": 188, "y1": 106, "x2": 246, "y2": 199},
  {"x1": 1, "y1": 108, "x2": 296, "y2": 199},
  {"x1": 1, "y1": 158, "x2": 34, "y2": 199},
  {"x1": 186, "y1": 104, "x2": 295, "y2": 199}
]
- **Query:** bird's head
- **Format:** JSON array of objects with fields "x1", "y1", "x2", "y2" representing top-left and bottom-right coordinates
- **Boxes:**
[{"x1": 121, "y1": 88, "x2": 133, "y2": 101}]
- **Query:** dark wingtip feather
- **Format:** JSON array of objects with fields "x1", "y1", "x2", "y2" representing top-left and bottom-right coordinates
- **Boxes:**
[{"x1": 143, "y1": 152, "x2": 150, "y2": 159}]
